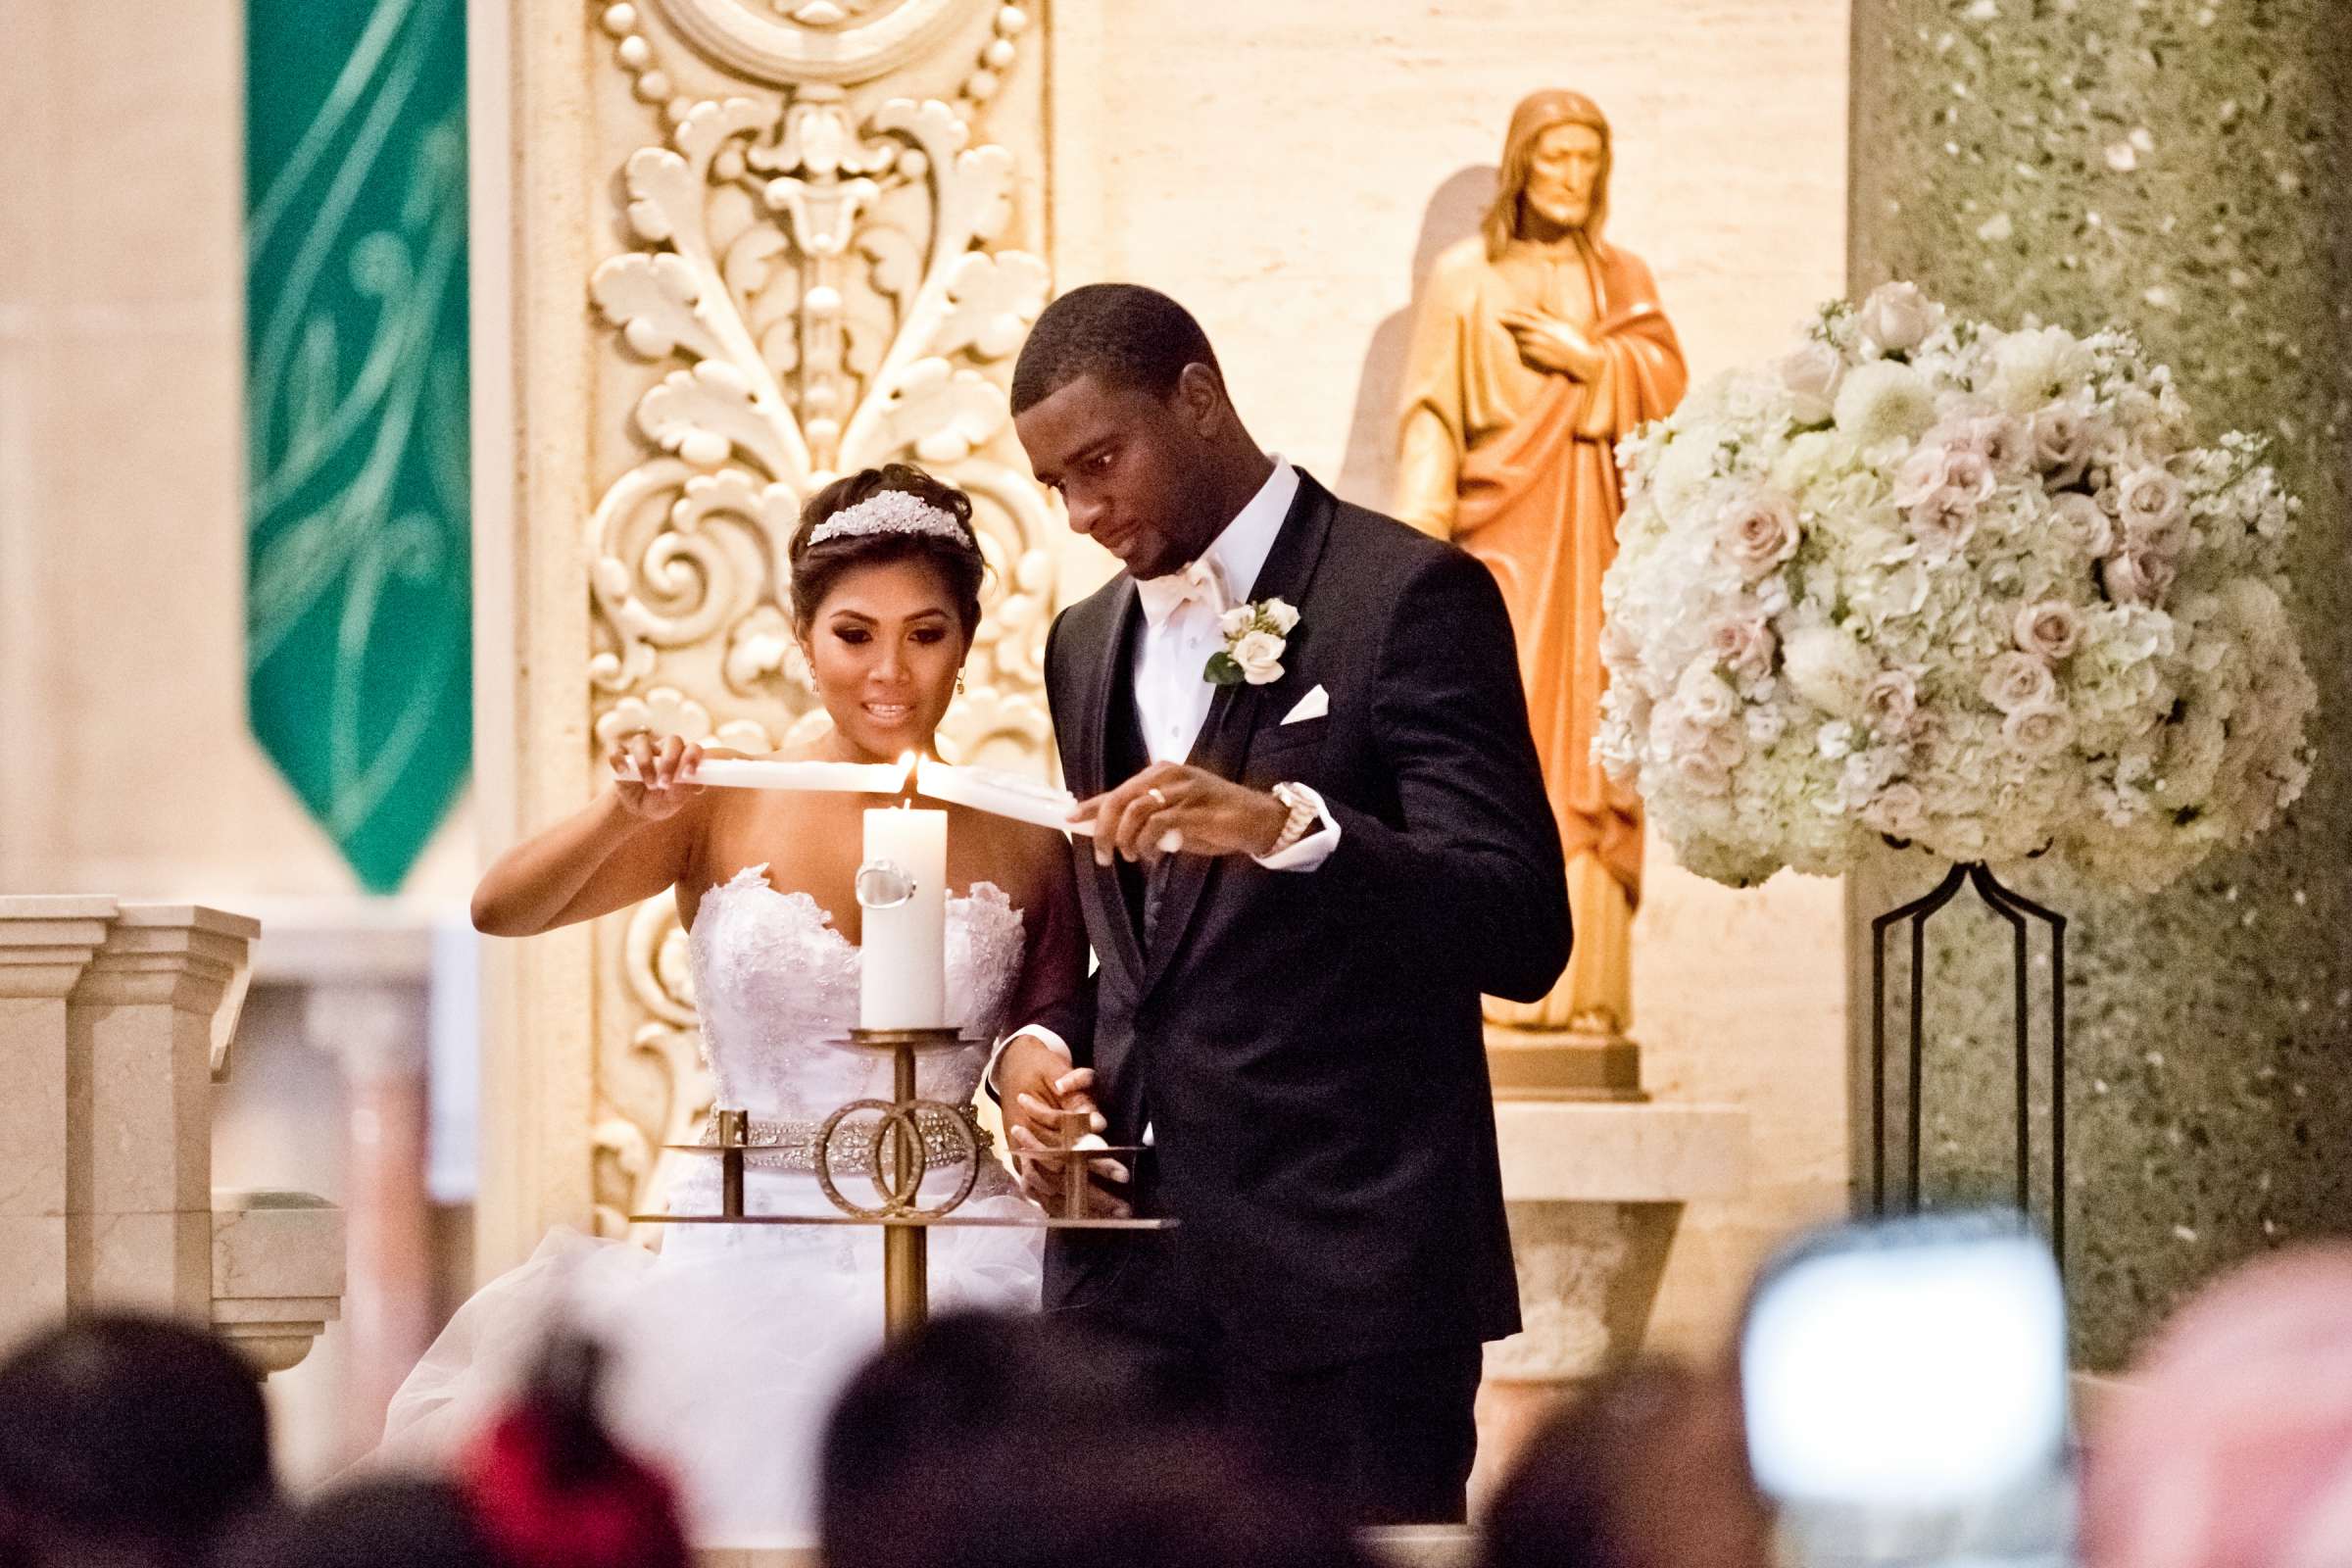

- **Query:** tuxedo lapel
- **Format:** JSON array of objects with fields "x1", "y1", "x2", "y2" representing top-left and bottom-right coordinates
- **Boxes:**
[
  {"x1": 1077, "y1": 581, "x2": 1150, "y2": 989},
  {"x1": 1140, "y1": 473, "x2": 1338, "y2": 998}
]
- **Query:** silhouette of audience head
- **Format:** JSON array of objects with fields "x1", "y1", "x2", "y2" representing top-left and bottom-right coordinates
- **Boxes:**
[
  {"x1": 821, "y1": 1310, "x2": 1369, "y2": 1568},
  {"x1": 0, "y1": 1312, "x2": 275, "y2": 1568},
  {"x1": 1482, "y1": 1356, "x2": 1772, "y2": 1568},
  {"x1": 214, "y1": 1476, "x2": 500, "y2": 1568}
]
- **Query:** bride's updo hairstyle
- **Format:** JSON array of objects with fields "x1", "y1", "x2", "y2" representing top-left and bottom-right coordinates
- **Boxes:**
[{"x1": 789, "y1": 465, "x2": 987, "y2": 640}]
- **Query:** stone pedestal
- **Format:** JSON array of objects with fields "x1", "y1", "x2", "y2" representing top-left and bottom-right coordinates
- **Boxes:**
[
  {"x1": 0, "y1": 898, "x2": 345, "y2": 1375},
  {"x1": 71, "y1": 906, "x2": 258, "y2": 1314},
  {"x1": 1486, "y1": 1026, "x2": 1644, "y2": 1102},
  {"x1": 1475, "y1": 1101, "x2": 1749, "y2": 1497},
  {"x1": 0, "y1": 898, "x2": 116, "y2": 1339},
  {"x1": 212, "y1": 1190, "x2": 347, "y2": 1376}
]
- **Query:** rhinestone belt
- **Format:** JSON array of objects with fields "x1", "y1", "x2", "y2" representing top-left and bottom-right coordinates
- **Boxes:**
[{"x1": 697, "y1": 1105, "x2": 994, "y2": 1173}]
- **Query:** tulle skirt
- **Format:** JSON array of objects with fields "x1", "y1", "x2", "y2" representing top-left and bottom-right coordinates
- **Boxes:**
[{"x1": 374, "y1": 1164, "x2": 1043, "y2": 1544}]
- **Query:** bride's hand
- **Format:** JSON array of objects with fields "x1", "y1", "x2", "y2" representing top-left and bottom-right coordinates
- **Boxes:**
[
  {"x1": 998, "y1": 1036, "x2": 1127, "y2": 1217},
  {"x1": 608, "y1": 733, "x2": 705, "y2": 821}
]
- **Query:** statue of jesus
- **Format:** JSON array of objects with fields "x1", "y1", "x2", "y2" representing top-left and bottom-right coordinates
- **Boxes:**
[{"x1": 1396, "y1": 89, "x2": 1688, "y2": 1044}]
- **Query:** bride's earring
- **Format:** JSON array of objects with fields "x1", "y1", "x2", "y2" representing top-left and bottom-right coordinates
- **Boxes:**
[{"x1": 956, "y1": 671, "x2": 966, "y2": 696}]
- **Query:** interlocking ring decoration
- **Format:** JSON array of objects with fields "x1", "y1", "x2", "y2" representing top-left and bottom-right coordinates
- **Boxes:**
[{"x1": 811, "y1": 1096, "x2": 982, "y2": 1219}]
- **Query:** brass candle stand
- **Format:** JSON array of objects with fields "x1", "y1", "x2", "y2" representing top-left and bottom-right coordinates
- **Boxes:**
[{"x1": 635, "y1": 1032, "x2": 1167, "y2": 1344}]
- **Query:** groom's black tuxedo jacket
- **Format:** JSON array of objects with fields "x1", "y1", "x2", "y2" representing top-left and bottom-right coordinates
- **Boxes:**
[{"x1": 1032, "y1": 470, "x2": 1569, "y2": 1370}]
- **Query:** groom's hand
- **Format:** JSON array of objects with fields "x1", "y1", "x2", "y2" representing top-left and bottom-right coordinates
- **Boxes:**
[{"x1": 1074, "y1": 762, "x2": 1290, "y2": 869}]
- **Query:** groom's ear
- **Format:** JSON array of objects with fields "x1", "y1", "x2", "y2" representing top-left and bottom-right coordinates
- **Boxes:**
[{"x1": 1172, "y1": 362, "x2": 1231, "y2": 436}]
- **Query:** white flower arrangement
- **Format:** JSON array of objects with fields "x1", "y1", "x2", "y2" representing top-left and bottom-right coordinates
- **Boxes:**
[
  {"x1": 1207, "y1": 597, "x2": 1299, "y2": 687},
  {"x1": 1596, "y1": 282, "x2": 2315, "y2": 893}
]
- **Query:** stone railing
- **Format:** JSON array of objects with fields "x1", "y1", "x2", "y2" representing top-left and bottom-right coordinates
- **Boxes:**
[{"x1": 0, "y1": 898, "x2": 345, "y2": 1375}]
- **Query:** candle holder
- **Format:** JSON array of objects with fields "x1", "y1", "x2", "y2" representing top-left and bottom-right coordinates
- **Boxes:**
[{"x1": 712, "y1": 1106, "x2": 748, "y2": 1219}]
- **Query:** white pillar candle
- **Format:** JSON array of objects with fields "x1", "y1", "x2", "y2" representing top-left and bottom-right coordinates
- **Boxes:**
[{"x1": 859, "y1": 806, "x2": 949, "y2": 1030}]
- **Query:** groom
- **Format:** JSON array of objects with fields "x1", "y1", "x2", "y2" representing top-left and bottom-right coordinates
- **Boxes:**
[{"x1": 993, "y1": 283, "x2": 1569, "y2": 1523}]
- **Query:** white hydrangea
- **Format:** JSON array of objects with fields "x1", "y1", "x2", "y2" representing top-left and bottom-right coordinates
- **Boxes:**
[{"x1": 1597, "y1": 283, "x2": 2316, "y2": 893}]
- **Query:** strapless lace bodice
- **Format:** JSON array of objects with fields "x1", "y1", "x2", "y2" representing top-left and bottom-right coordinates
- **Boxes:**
[{"x1": 684, "y1": 864, "x2": 1028, "y2": 1123}]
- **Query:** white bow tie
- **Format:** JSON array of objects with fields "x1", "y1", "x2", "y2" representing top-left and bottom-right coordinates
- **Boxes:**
[{"x1": 1135, "y1": 557, "x2": 1230, "y2": 629}]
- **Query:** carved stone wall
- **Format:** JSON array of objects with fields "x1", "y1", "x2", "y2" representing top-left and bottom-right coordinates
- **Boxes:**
[{"x1": 573, "y1": 0, "x2": 1054, "y2": 1235}]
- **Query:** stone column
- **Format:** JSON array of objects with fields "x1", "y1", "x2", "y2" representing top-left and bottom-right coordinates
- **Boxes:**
[
  {"x1": 0, "y1": 898, "x2": 116, "y2": 1339},
  {"x1": 1849, "y1": 0, "x2": 2352, "y2": 1366},
  {"x1": 305, "y1": 981, "x2": 434, "y2": 1449},
  {"x1": 68, "y1": 906, "x2": 260, "y2": 1315}
]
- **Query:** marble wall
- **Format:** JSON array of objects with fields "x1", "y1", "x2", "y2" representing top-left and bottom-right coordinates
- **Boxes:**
[
  {"x1": 1059, "y1": 0, "x2": 1856, "y2": 1350},
  {"x1": 1848, "y1": 0, "x2": 2352, "y2": 1367}
]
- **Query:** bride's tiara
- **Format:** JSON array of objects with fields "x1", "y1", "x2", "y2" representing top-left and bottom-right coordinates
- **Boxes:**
[{"x1": 806, "y1": 489, "x2": 969, "y2": 549}]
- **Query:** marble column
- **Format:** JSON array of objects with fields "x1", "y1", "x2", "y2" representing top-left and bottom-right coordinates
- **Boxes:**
[
  {"x1": 305, "y1": 981, "x2": 434, "y2": 1453},
  {"x1": 1848, "y1": 0, "x2": 2352, "y2": 1367}
]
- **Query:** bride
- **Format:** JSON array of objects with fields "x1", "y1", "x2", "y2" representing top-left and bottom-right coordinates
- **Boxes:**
[{"x1": 377, "y1": 465, "x2": 1091, "y2": 1540}]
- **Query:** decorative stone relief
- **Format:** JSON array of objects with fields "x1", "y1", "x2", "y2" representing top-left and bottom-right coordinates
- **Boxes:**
[{"x1": 580, "y1": 0, "x2": 1053, "y2": 1233}]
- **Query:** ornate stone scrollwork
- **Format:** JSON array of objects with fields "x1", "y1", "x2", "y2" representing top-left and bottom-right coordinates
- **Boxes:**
[{"x1": 583, "y1": 0, "x2": 1051, "y2": 1232}]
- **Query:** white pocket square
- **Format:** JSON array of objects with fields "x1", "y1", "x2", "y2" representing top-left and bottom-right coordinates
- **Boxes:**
[{"x1": 1280, "y1": 685, "x2": 1329, "y2": 725}]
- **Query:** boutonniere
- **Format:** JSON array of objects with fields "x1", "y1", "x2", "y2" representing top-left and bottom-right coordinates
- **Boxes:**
[{"x1": 1205, "y1": 597, "x2": 1301, "y2": 687}]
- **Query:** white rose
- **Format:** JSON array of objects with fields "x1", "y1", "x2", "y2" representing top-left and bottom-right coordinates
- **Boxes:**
[
  {"x1": 1775, "y1": 341, "x2": 1845, "y2": 423},
  {"x1": 1982, "y1": 650, "x2": 2058, "y2": 712},
  {"x1": 1940, "y1": 448, "x2": 1998, "y2": 505},
  {"x1": 1963, "y1": 414, "x2": 2032, "y2": 473},
  {"x1": 2003, "y1": 702, "x2": 2076, "y2": 757},
  {"x1": 1857, "y1": 281, "x2": 1938, "y2": 354},
  {"x1": 1863, "y1": 781, "x2": 1929, "y2": 839},
  {"x1": 1716, "y1": 491, "x2": 1803, "y2": 580},
  {"x1": 1861, "y1": 668, "x2": 1920, "y2": 737},
  {"x1": 1218, "y1": 606, "x2": 1255, "y2": 640},
  {"x1": 1672, "y1": 749, "x2": 1734, "y2": 797},
  {"x1": 1231, "y1": 630, "x2": 1286, "y2": 685},
  {"x1": 1834, "y1": 361, "x2": 1939, "y2": 446},
  {"x1": 2051, "y1": 492, "x2": 2115, "y2": 557},
  {"x1": 1708, "y1": 612, "x2": 1779, "y2": 684},
  {"x1": 1675, "y1": 662, "x2": 1741, "y2": 728},
  {"x1": 2103, "y1": 547, "x2": 2177, "y2": 607},
  {"x1": 1258, "y1": 597, "x2": 1302, "y2": 635},
  {"x1": 1907, "y1": 488, "x2": 1982, "y2": 559},
  {"x1": 2031, "y1": 404, "x2": 2093, "y2": 477},
  {"x1": 2013, "y1": 599, "x2": 2082, "y2": 662},
  {"x1": 2118, "y1": 466, "x2": 2189, "y2": 551},
  {"x1": 1892, "y1": 445, "x2": 1952, "y2": 509},
  {"x1": 1783, "y1": 626, "x2": 1877, "y2": 719}
]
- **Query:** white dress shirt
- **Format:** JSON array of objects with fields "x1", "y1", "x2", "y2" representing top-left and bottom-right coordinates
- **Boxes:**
[{"x1": 988, "y1": 458, "x2": 1338, "y2": 1100}]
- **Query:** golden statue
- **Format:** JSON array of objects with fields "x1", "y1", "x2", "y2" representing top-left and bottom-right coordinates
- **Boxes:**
[{"x1": 1396, "y1": 90, "x2": 1688, "y2": 1066}]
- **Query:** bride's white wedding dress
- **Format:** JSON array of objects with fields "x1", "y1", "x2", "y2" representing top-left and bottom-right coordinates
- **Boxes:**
[{"x1": 379, "y1": 867, "x2": 1043, "y2": 1541}]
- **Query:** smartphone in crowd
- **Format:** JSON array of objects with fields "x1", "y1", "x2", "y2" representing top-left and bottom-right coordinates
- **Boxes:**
[{"x1": 1740, "y1": 1210, "x2": 2075, "y2": 1567}]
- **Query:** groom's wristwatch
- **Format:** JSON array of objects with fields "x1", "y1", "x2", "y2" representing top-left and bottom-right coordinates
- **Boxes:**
[{"x1": 1266, "y1": 782, "x2": 1319, "y2": 856}]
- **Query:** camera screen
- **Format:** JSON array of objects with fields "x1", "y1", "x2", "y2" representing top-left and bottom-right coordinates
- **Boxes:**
[{"x1": 1741, "y1": 1228, "x2": 2068, "y2": 1508}]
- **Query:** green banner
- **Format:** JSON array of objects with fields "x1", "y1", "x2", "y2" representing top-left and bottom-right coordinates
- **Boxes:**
[{"x1": 245, "y1": 0, "x2": 470, "y2": 893}]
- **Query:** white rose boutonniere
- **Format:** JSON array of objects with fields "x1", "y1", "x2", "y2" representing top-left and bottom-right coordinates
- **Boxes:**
[{"x1": 1207, "y1": 597, "x2": 1299, "y2": 687}]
